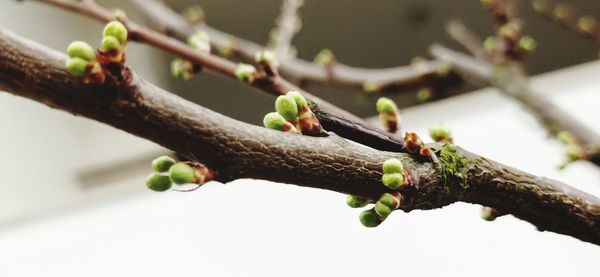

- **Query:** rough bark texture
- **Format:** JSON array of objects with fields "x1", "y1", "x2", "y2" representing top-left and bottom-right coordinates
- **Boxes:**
[{"x1": 0, "y1": 28, "x2": 599, "y2": 244}]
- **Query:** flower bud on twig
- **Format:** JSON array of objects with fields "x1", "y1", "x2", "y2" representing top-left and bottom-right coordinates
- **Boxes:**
[
  {"x1": 234, "y1": 63, "x2": 257, "y2": 83},
  {"x1": 429, "y1": 122, "x2": 453, "y2": 144},
  {"x1": 313, "y1": 48, "x2": 335, "y2": 66},
  {"x1": 376, "y1": 97, "x2": 399, "y2": 133},
  {"x1": 263, "y1": 112, "x2": 300, "y2": 134}
]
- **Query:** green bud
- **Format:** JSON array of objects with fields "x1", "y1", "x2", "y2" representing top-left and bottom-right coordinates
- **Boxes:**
[
  {"x1": 286, "y1": 90, "x2": 307, "y2": 109},
  {"x1": 113, "y1": 9, "x2": 127, "y2": 22},
  {"x1": 101, "y1": 35, "x2": 121, "y2": 51},
  {"x1": 359, "y1": 209, "x2": 383, "y2": 228},
  {"x1": 517, "y1": 36, "x2": 537, "y2": 53},
  {"x1": 234, "y1": 63, "x2": 256, "y2": 82},
  {"x1": 381, "y1": 173, "x2": 405, "y2": 190},
  {"x1": 379, "y1": 193, "x2": 399, "y2": 208},
  {"x1": 376, "y1": 97, "x2": 398, "y2": 114},
  {"x1": 103, "y1": 21, "x2": 128, "y2": 44},
  {"x1": 183, "y1": 5, "x2": 205, "y2": 23},
  {"x1": 499, "y1": 22, "x2": 520, "y2": 41},
  {"x1": 362, "y1": 81, "x2": 379, "y2": 94},
  {"x1": 429, "y1": 122, "x2": 452, "y2": 143},
  {"x1": 67, "y1": 41, "x2": 95, "y2": 61},
  {"x1": 484, "y1": 36, "x2": 500, "y2": 53},
  {"x1": 255, "y1": 50, "x2": 277, "y2": 65},
  {"x1": 578, "y1": 16, "x2": 597, "y2": 34},
  {"x1": 480, "y1": 0, "x2": 496, "y2": 9},
  {"x1": 313, "y1": 48, "x2": 334, "y2": 65},
  {"x1": 565, "y1": 145, "x2": 584, "y2": 161},
  {"x1": 557, "y1": 131, "x2": 576, "y2": 145},
  {"x1": 218, "y1": 40, "x2": 235, "y2": 57},
  {"x1": 152, "y1": 156, "x2": 177, "y2": 173},
  {"x1": 65, "y1": 57, "x2": 89, "y2": 77},
  {"x1": 553, "y1": 3, "x2": 572, "y2": 21},
  {"x1": 188, "y1": 31, "x2": 211, "y2": 52},
  {"x1": 146, "y1": 173, "x2": 172, "y2": 192},
  {"x1": 170, "y1": 58, "x2": 195, "y2": 80},
  {"x1": 263, "y1": 112, "x2": 287, "y2": 130},
  {"x1": 382, "y1": 158, "x2": 403, "y2": 174},
  {"x1": 275, "y1": 95, "x2": 299, "y2": 120},
  {"x1": 416, "y1": 87, "x2": 433, "y2": 102},
  {"x1": 346, "y1": 195, "x2": 369, "y2": 208},
  {"x1": 169, "y1": 162, "x2": 196, "y2": 185},
  {"x1": 374, "y1": 201, "x2": 393, "y2": 218}
]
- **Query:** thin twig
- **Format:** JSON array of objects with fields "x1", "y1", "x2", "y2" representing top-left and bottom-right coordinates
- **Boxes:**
[
  {"x1": 532, "y1": 0, "x2": 600, "y2": 45},
  {"x1": 270, "y1": 0, "x2": 303, "y2": 58},
  {"x1": 446, "y1": 20, "x2": 489, "y2": 60},
  {"x1": 128, "y1": 0, "x2": 452, "y2": 91},
  {"x1": 430, "y1": 44, "x2": 600, "y2": 166}
]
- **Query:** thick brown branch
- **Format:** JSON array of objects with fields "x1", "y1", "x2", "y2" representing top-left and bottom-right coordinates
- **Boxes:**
[
  {"x1": 29, "y1": 0, "x2": 406, "y2": 152},
  {"x1": 128, "y1": 0, "x2": 449, "y2": 91},
  {"x1": 430, "y1": 45, "x2": 600, "y2": 166},
  {"x1": 0, "y1": 28, "x2": 599, "y2": 244}
]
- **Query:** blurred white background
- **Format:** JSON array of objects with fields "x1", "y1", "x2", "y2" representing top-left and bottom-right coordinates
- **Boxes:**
[{"x1": 0, "y1": 0, "x2": 599, "y2": 276}]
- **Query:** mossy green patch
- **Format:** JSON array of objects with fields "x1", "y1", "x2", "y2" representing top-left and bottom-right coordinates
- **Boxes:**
[{"x1": 437, "y1": 144, "x2": 471, "y2": 189}]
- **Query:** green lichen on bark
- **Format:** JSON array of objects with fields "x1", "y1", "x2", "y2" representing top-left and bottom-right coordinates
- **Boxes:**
[{"x1": 437, "y1": 144, "x2": 471, "y2": 190}]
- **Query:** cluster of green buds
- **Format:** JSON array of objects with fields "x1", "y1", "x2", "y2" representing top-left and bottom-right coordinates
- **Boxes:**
[
  {"x1": 376, "y1": 97, "x2": 400, "y2": 133},
  {"x1": 348, "y1": 158, "x2": 409, "y2": 228},
  {"x1": 101, "y1": 21, "x2": 129, "y2": 63},
  {"x1": 381, "y1": 158, "x2": 409, "y2": 190},
  {"x1": 403, "y1": 132, "x2": 433, "y2": 158},
  {"x1": 263, "y1": 91, "x2": 323, "y2": 135},
  {"x1": 170, "y1": 31, "x2": 211, "y2": 80},
  {"x1": 65, "y1": 41, "x2": 104, "y2": 83},
  {"x1": 557, "y1": 131, "x2": 587, "y2": 168},
  {"x1": 313, "y1": 48, "x2": 335, "y2": 66},
  {"x1": 255, "y1": 50, "x2": 279, "y2": 76},
  {"x1": 577, "y1": 16, "x2": 599, "y2": 35},
  {"x1": 64, "y1": 20, "x2": 129, "y2": 84},
  {"x1": 429, "y1": 122, "x2": 453, "y2": 144},
  {"x1": 146, "y1": 156, "x2": 213, "y2": 192},
  {"x1": 479, "y1": 1, "x2": 537, "y2": 62}
]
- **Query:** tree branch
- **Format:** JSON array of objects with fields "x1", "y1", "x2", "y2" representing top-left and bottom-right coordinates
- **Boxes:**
[
  {"x1": 430, "y1": 44, "x2": 600, "y2": 167},
  {"x1": 29, "y1": 0, "x2": 407, "y2": 152},
  {"x1": 269, "y1": 0, "x2": 303, "y2": 58},
  {"x1": 127, "y1": 0, "x2": 452, "y2": 91},
  {"x1": 0, "y1": 27, "x2": 598, "y2": 244}
]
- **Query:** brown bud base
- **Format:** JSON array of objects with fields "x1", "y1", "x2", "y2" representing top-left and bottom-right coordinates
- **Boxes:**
[
  {"x1": 174, "y1": 161, "x2": 217, "y2": 192},
  {"x1": 257, "y1": 60, "x2": 279, "y2": 77},
  {"x1": 298, "y1": 106, "x2": 325, "y2": 136},
  {"x1": 379, "y1": 112, "x2": 399, "y2": 134},
  {"x1": 403, "y1": 132, "x2": 432, "y2": 159}
]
